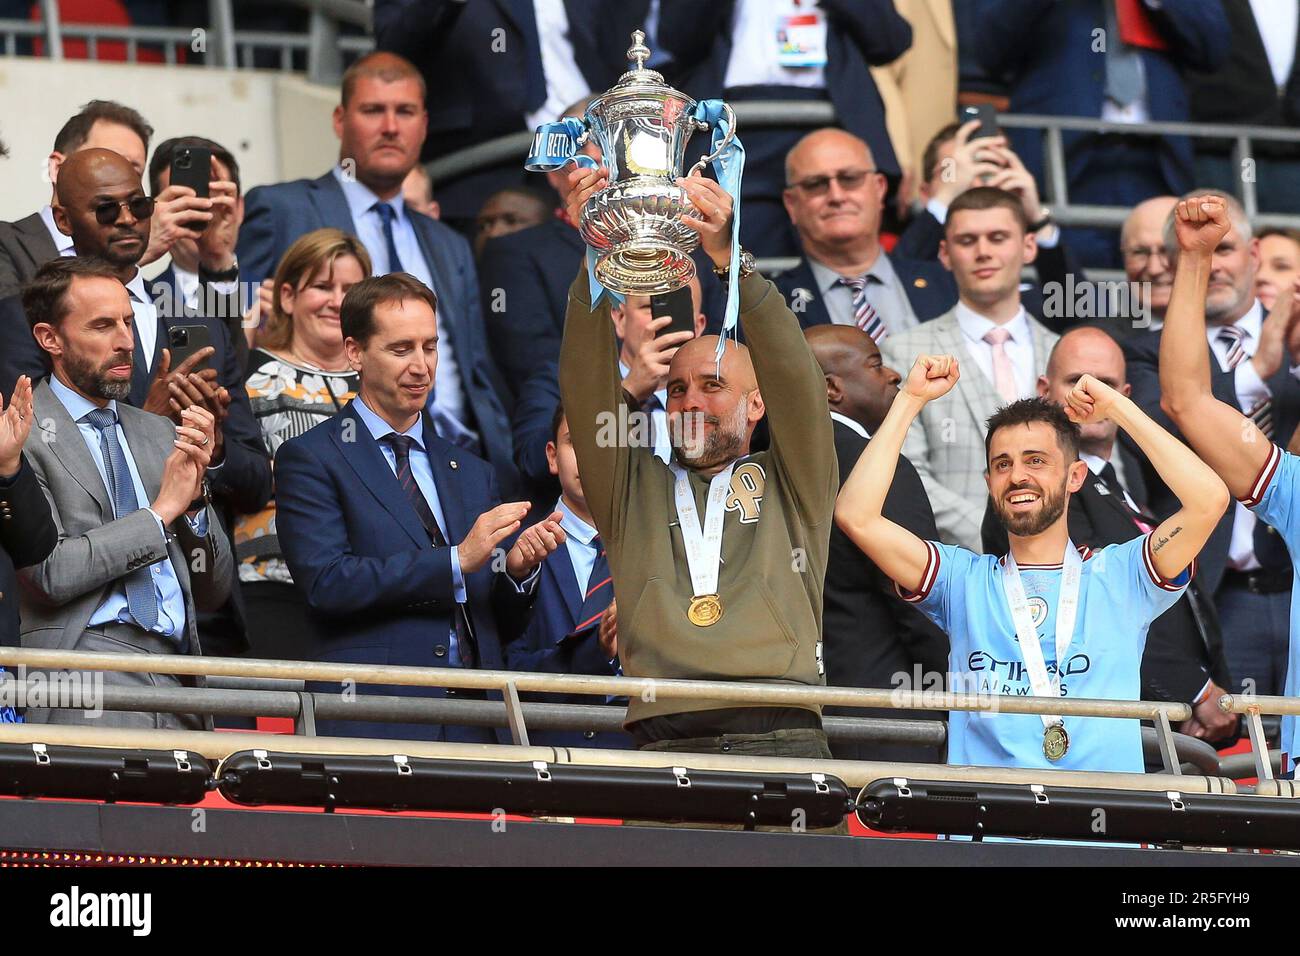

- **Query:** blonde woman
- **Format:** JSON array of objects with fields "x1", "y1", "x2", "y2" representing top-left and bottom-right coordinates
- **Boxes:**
[{"x1": 235, "y1": 229, "x2": 371, "y2": 658}]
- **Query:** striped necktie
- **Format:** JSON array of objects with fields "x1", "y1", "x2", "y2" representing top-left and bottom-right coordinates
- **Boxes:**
[
  {"x1": 569, "y1": 535, "x2": 612, "y2": 637},
  {"x1": 838, "y1": 275, "x2": 887, "y2": 342},
  {"x1": 1218, "y1": 326, "x2": 1274, "y2": 438}
]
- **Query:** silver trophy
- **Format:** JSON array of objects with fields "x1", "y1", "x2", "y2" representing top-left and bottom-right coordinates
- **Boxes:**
[{"x1": 575, "y1": 30, "x2": 736, "y2": 295}]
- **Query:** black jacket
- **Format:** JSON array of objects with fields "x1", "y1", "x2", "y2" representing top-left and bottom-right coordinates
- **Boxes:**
[
  {"x1": 824, "y1": 416, "x2": 949, "y2": 762},
  {"x1": 0, "y1": 457, "x2": 59, "y2": 646}
]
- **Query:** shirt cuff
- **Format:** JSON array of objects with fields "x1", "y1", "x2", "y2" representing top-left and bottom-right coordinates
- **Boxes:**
[
  {"x1": 1036, "y1": 223, "x2": 1060, "y2": 248},
  {"x1": 508, "y1": 562, "x2": 542, "y2": 593},
  {"x1": 925, "y1": 198, "x2": 948, "y2": 225},
  {"x1": 1192, "y1": 679, "x2": 1214, "y2": 706},
  {"x1": 1234, "y1": 358, "x2": 1272, "y2": 412},
  {"x1": 144, "y1": 507, "x2": 171, "y2": 548},
  {"x1": 449, "y1": 545, "x2": 467, "y2": 604}
]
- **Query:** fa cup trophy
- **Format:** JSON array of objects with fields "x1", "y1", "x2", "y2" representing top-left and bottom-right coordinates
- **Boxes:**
[{"x1": 526, "y1": 30, "x2": 740, "y2": 296}]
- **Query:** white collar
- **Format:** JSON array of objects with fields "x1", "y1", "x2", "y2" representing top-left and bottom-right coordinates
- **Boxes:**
[
  {"x1": 1079, "y1": 451, "x2": 1110, "y2": 477},
  {"x1": 955, "y1": 300, "x2": 1029, "y2": 344},
  {"x1": 1208, "y1": 300, "x2": 1264, "y2": 344},
  {"x1": 123, "y1": 269, "x2": 150, "y2": 305},
  {"x1": 333, "y1": 164, "x2": 407, "y2": 223},
  {"x1": 829, "y1": 410, "x2": 870, "y2": 439},
  {"x1": 557, "y1": 497, "x2": 598, "y2": 546}
]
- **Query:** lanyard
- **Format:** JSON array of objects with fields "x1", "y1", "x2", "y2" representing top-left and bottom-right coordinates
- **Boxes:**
[
  {"x1": 669, "y1": 462, "x2": 735, "y2": 598},
  {"x1": 1002, "y1": 542, "x2": 1083, "y2": 731}
]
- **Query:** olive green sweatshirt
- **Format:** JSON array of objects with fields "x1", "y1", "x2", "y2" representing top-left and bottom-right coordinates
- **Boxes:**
[{"x1": 558, "y1": 267, "x2": 838, "y2": 725}]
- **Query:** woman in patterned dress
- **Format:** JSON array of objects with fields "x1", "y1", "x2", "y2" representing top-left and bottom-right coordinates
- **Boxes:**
[{"x1": 235, "y1": 229, "x2": 372, "y2": 659}]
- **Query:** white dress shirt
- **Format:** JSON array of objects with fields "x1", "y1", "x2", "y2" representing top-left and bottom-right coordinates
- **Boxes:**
[
  {"x1": 1080, "y1": 450, "x2": 1138, "y2": 513},
  {"x1": 124, "y1": 269, "x2": 160, "y2": 372},
  {"x1": 830, "y1": 409, "x2": 869, "y2": 439},
  {"x1": 525, "y1": 0, "x2": 593, "y2": 130},
  {"x1": 724, "y1": 0, "x2": 827, "y2": 89},
  {"x1": 332, "y1": 166, "x2": 468, "y2": 430},
  {"x1": 1208, "y1": 302, "x2": 1271, "y2": 571},
  {"x1": 954, "y1": 302, "x2": 1038, "y2": 400},
  {"x1": 39, "y1": 205, "x2": 76, "y2": 257},
  {"x1": 1250, "y1": 0, "x2": 1298, "y2": 90}
]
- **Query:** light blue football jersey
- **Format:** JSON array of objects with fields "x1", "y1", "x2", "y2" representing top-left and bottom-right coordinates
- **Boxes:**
[
  {"x1": 1241, "y1": 444, "x2": 1298, "y2": 777},
  {"x1": 901, "y1": 534, "x2": 1190, "y2": 772}
]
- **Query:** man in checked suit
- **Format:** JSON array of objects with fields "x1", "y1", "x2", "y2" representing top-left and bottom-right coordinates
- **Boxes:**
[
  {"x1": 506, "y1": 405, "x2": 630, "y2": 750},
  {"x1": 275, "y1": 274, "x2": 565, "y2": 743},
  {"x1": 982, "y1": 327, "x2": 1237, "y2": 744},
  {"x1": 17, "y1": 258, "x2": 232, "y2": 729},
  {"x1": 1124, "y1": 189, "x2": 1300, "y2": 700},
  {"x1": 237, "y1": 51, "x2": 516, "y2": 494},
  {"x1": 881, "y1": 187, "x2": 1058, "y2": 550}
]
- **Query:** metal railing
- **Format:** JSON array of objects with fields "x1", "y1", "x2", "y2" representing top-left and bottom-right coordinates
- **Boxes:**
[
  {"x1": 0, "y1": 646, "x2": 1288, "y2": 793},
  {"x1": 0, "y1": 0, "x2": 373, "y2": 75}
]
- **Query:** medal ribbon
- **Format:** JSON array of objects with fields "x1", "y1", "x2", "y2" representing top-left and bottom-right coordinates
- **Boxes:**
[
  {"x1": 1001, "y1": 541, "x2": 1083, "y2": 735},
  {"x1": 669, "y1": 462, "x2": 735, "y2": 600}
]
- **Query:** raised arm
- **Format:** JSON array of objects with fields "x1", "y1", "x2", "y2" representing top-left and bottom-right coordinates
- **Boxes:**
[
  {"x1": 836, "y1": 355, "x2": 962, "y2": 593},
  {"x1": 1066, "y1": 375, "x2": 1229, "y2": 581},
  {"x1": 1159, "y1": 197, "x2": 1276, "y2": 498}
]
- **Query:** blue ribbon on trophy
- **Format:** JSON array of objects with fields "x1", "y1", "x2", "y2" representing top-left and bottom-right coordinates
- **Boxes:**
[
  {"x1": 524, "y1": 119, "x2": 626, "y2": 309},
  {"x1": 690, "y1": 99, "x2": 745, "y2": 360}
]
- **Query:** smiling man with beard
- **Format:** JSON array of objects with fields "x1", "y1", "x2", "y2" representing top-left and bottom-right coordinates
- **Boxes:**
[
  {"x1": 559, "y1": 165, "x2": 838, "y2": 763},
  {"x1": 836, "y1": 355, "x2": 1227, "y2": 771}
]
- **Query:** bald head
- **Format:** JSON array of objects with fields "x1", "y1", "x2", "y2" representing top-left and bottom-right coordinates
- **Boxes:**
[
  {"x1": 1120, "y1": 196, "x2": 1177, "y2": 251},
  {"x1": 52, "y1": 147, "x2": 150, "y2": 273},
  {"x1": 665, "y1": 335, "x2": 764, "y2": 472},
  {"x1": 1041, "y1": 326, "x2": 1129, "y2": 454},
  {"x1": 668, "y1": 335, "x2": 756, "y2": 391},
  {"x1": 805, "y1": 325, "x2": 900, "y2": 432},
  {"x1": 785, "y1": 128, "x2": 874, "y2": 186}
]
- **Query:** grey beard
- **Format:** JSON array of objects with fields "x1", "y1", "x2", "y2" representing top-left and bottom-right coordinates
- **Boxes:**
[{"x1": 673, "y1": 397, "x2": 748, "y2": 470}]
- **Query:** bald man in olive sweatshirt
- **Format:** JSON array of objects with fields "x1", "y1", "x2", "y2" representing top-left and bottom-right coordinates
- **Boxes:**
[{"x1": 558, "y1": 168, "x2": 838, "y2": 759}]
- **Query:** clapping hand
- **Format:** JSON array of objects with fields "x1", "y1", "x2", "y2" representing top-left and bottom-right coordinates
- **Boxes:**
[{"x1": 0, "y1": 375, "x2": 35, "y2": 478}]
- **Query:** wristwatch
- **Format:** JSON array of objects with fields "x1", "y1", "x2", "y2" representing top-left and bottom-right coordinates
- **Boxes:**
[
  {"x1": 1028, "y1": 207, "x2": 1054, "y2": 233},
  {"x1": 186, "y1": 476, "x2": 212, "y2": 516},
  {"x1": 199, "y1": 256, "x2": 240, "y2": 283},
  {"x1": 713, "y1": 248, "x2": 756, "y2": 281}
]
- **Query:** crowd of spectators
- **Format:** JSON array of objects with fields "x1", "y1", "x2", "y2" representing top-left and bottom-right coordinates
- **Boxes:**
[{"x1": 0, "y1": 1, "x2": 1298, "y2": 776}]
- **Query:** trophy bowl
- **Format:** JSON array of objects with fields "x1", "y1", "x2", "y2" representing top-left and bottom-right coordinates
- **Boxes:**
[{"x1": 573, "y1": 30, "x2": 735, "y2": 296}]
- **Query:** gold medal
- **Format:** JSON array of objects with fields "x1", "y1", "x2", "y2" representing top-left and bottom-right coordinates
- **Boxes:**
[
  {"x1": 1043, "y1": 722, "x2": 1069, "y2": 761},
  {"x1": 687, "y1": 594, "x2": 724, "y2": 627}
]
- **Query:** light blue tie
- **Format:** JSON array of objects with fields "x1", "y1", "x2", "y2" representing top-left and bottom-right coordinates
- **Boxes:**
[
  {"x1": 83, "y1": 407, "x2": 159, "y2": 631},
  {"x1": 373, "y1": 201, "x2": 406, "y2": 274}
]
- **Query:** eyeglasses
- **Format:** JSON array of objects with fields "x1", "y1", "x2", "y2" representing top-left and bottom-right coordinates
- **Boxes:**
[
  {"x1": 786, "y1": 169, "x2": 877, "y2": 196},
  {"x1": 92, "y1": 196, "x2": 155, "y2": 225},
  {"x1": 1123, "y1": 245, "x2": 1170, "y2": 267}
]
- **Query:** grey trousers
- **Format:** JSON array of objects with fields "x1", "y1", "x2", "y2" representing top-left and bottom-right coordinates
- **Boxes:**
[{"x1": 22, "y1": 623, "x2": 207, "y2": 732}]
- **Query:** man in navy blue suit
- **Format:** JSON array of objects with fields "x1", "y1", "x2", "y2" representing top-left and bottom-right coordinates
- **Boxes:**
[
  {"x1": 970, "y1": 0, "x2": 1229, "y2": 268},
  {"x1": 774, "y1": 129, "x2": 955, "y2": 335},
  {"x1": 506, "y1": 405, "x2": 631, "y2": 749},
  {"x1": 657, "y1": 0, "x2": 913, "y2": 258},
  {"x1": 276, "y1": 273, "x2": 566, "y2": 743},
  {"x1": 236, "y1": 51, "x2": 517, "y2": 494}
]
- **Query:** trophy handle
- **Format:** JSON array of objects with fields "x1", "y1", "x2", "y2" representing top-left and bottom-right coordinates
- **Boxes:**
[{"x1": 686, "y1": 103, "x2": 736, "y2": 178}]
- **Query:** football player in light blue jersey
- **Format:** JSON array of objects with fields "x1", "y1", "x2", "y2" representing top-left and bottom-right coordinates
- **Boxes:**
[
  {"x1": 1160, "y1": 195, "x2": 1300, "y2": 778},
  {"x1": 835, "y1": 354, "x2": 1228, "y2": 772}
]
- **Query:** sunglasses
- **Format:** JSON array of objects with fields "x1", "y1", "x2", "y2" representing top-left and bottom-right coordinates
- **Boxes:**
[
  {"x1": 786, "y1": 168, "x2": 877, "y2": 197},
  {"x1": 92, "y1": 196, "x2": 155, "y2": 225}
]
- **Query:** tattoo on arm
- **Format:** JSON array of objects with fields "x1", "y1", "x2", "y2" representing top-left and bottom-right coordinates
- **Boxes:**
[{"x1": 1151, "y1": 526, "x2": 1182, "y2": 554}]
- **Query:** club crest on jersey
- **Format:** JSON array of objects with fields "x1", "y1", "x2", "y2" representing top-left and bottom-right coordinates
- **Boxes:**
[
  {"x1": 725, "y1": 462, "x2": 766, "y2": 523},
  {"x1": 1027, "y1": 597, "x2": 1048, "y2": 628}
]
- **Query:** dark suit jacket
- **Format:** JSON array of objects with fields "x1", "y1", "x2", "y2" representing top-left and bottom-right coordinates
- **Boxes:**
[
  {"x1": 824, "y1": 417, "x2": 948, "y2": 762},
  {"x1": 512, "y1": 358, "x2": 563, "y2": 510},
  {"x1": 772, "y1": 253, "x2": 956, "y2": 333},
  {"x1": 1122, "y1": 324, "x2": 1300, "y2": 595},
  {"x1": 971, "y1": 0, "x2": 1229, "y2": 193},
  {"x1": 0, "y1": 456, "x2": 59, "y2": 647},
  {"x1": 275, "y1": 401, "x2": 535, "y2": 743},
  {"x1": 657, "y1": 0, "x2": 912, "y2": 178},
  {"x1": 237, "y1": 171, "x2": 518, "y2": 492},
  {"x1": 980, "y1": 461, "x2": 1233, "y2": 711},
  {"x1": 1185, "y1": 0, "x2": 1300, "y2": 136},
  {"x1": 372, "y1": 0, "x2": 648, "y2": 221},
  {"x1": 504, "y1": 535, "x2": 631, "y2": 749},
  {"x1": 0, "y1": 211, "x2": 58, "y2": 300},
  {"x1": 478, "y1": 218, "x2": 726, "y2": 406}
]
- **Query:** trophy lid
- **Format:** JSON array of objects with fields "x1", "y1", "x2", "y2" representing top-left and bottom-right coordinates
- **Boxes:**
[{"x1": 613, "y1": 30, "x2": 667, "y2": 88}]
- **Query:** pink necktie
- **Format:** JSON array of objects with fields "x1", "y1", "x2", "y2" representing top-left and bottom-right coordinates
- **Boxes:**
[{"x1": 983, "y1": 327, "x2": 1018, "y2": 404}]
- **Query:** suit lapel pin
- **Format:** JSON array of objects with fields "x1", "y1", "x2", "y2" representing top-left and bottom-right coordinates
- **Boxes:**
[
  {"x1": 450, "y1": 460, "x2": 458, "y2": 470},
  {"x1": 913, "y1": 278, "x2": 928, "y2": 288}
]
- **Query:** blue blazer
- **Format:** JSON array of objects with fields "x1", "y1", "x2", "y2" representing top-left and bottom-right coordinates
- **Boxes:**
[
  {"x1": 275, "y1": 400, "x2": 536, "y2": 742},
  {"x1": 656, "y1": 0, "x2": 913, "y2": 178},
  {"x1": 971, "y1": 0, "x2": 1229, "y2": 193},
  {"x1": 772, "y1": 253, "x2": 956, "y2": 332},
  {"x1": 237, "y1": 171, "x2": 518, "y2": 494},
  {"x1": 506, "y1": 543, "x2": 631, "y2": 749}
]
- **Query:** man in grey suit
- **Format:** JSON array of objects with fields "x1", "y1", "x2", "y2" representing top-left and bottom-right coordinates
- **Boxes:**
[
  {"x1": 881, "y1": 187, "x2": 1059, "y2": 550},
  {"x1": 17, "y1": 258, "x2": 232, "y2": 729}
]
